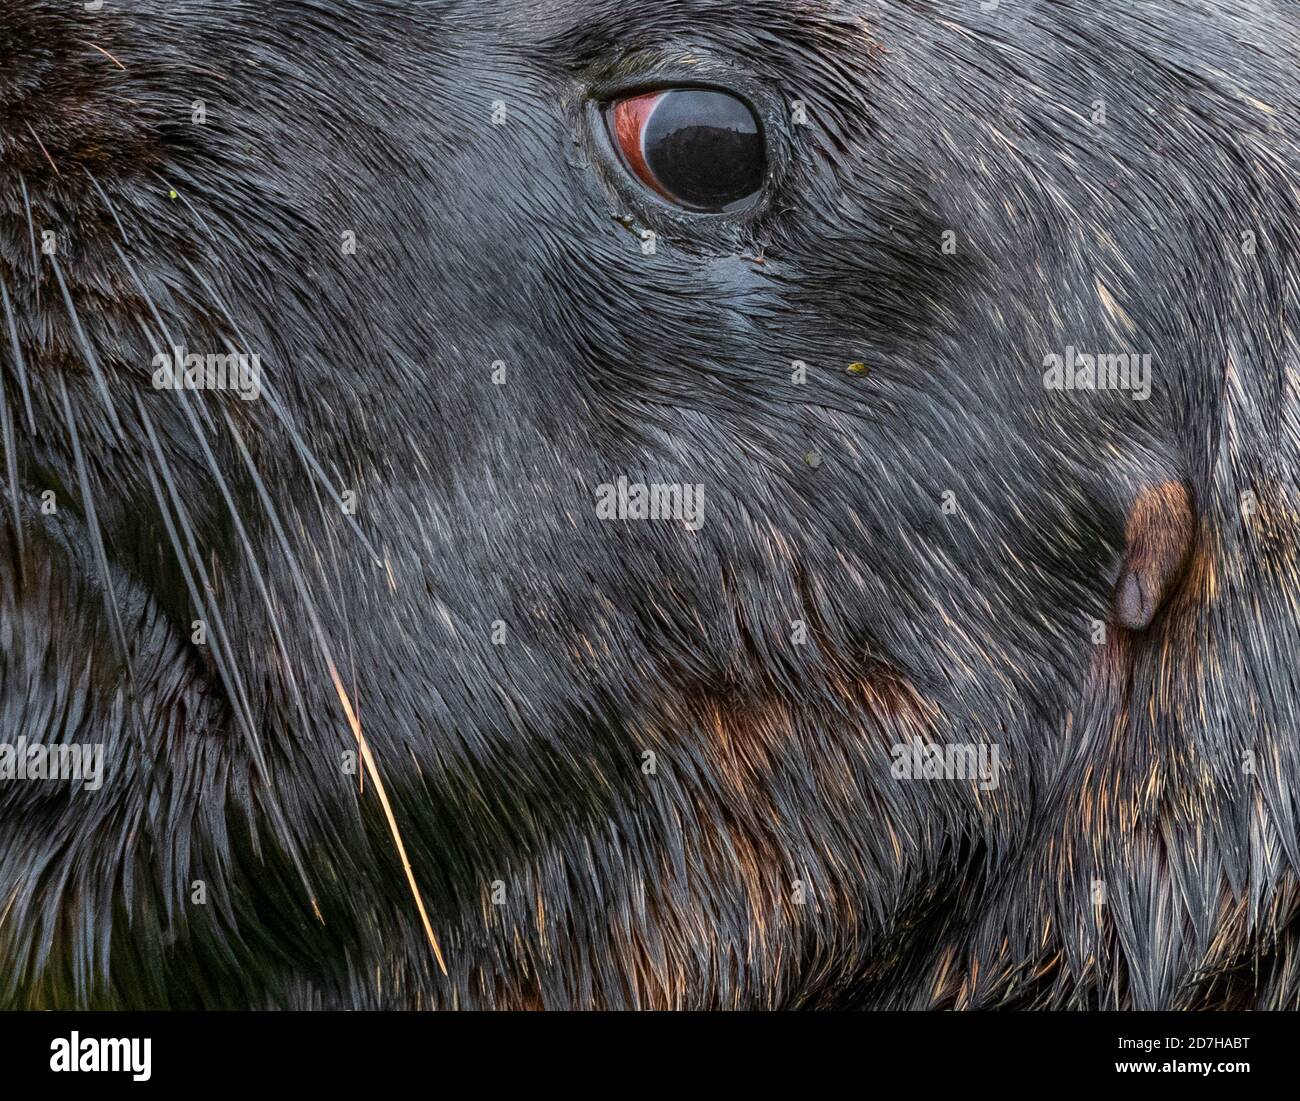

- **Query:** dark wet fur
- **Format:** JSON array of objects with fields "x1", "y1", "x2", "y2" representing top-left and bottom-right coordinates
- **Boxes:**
[{"x1": 2, "y1": 0, "x2": 1299, "y2": 1009}]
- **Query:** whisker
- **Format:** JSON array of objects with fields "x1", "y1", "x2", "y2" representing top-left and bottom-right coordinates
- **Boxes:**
[
  {"x1": 223, "y1": 407, "x2": 448, "y2": 975},
  {"x1": 24, "y1": 122, "x2": 61, "y2": 177},
  {"x1": 81, "y1": 40, "x2": 127, "y2": 71},
  {"x1": 0, "y1": 355, "x2": 25, "y2": 569},
  {"x1": 17, "y1": 173, "x2": 38, "y2": 311},
  {"x1": 105, "y1": 215, "x2": 315, "y2": 753},
  {"x1": 71, "y1": 161, "x2": 322, "y2": 920},
  {"x1": 53, "y1": 373, "x2": 147, "y2": 754},
  {"x1": 298, "y1": 459, "x2": 365, "y2": 793},
  {"x1": 141, "y1": 322, "x2": 313, "y2": 742},
  {"x1": 179, "y1": 257, "x2": 384, "y2": 568},
  {"x1": 106, "y1": 192, "x2": 420, "y2": 949},
  {"x1": 134, "y1": 393, "x2": 321, "y2": 915},
  {"x1": 47, "y1": 254, "x2": 125, "y2": 439},
  {"x1": 83, "y1": 167, "x2": 132, "y2": 246},
  {"x1": 107, "y1": 240, "x2": 219, "y2": 440},
  {"x1": 259, "y1": 375, "x2": 385, "y2": 564},
  {"x1": 0, "y1": 273, "x2": 37, "y2": 435}
]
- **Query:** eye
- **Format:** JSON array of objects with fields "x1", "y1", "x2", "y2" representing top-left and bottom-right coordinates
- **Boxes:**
[{"x1": 606, "y1": 88, "x2": 765, "y2": 213}]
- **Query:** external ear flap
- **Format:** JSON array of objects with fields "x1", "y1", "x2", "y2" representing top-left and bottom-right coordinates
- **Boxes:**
[{"x1": 1114, "y1": 481, "x2": 1195, "y2": 630}]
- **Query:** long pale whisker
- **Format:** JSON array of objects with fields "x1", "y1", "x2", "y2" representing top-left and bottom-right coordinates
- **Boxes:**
[
  {"x1": 100, "y1": 188, "x2": 323, "y2": 913},
  {"x1": 224, "y1": 407, "x2": 448, "y2": 975}
]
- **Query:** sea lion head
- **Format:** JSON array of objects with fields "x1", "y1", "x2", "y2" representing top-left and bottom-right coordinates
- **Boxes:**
[{"x1": 2, "y1": 0, "x2": 1298, "y2": 1008}]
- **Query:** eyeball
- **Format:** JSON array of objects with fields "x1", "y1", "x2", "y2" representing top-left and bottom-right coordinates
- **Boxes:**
[{"x1": 607, "y1": 88, "x2": 765, "y2": 214}]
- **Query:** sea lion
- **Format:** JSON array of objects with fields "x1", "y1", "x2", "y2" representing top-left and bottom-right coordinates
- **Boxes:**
[{"x1": 1, "y1": 0, "x2": 1298, "y2": 1009}]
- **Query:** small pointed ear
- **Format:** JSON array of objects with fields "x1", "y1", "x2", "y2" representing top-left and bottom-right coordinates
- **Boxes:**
[{"x1": 1114, "y1": 481, "x2": 1195, "y2": 630}]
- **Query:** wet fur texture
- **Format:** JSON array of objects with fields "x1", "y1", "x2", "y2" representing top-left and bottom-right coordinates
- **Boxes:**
[{"x1": 1, "y1": 0, "x2": 1299, "y2": 1009}]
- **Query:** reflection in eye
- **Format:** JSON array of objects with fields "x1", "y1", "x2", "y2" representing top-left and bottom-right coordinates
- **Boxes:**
[{"x1": 607, "y1": 88, "x2": 765, "y2": 213}]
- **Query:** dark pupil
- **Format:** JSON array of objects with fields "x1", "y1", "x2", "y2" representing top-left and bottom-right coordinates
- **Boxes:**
[{"x1": 642, "y1": 90, "x2": 763, "y2": 212}]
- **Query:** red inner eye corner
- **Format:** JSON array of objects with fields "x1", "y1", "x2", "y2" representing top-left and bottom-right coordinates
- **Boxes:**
[{"x1": 610, "y1": 93, "x2": 669, "y2": 199}]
